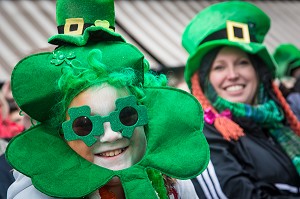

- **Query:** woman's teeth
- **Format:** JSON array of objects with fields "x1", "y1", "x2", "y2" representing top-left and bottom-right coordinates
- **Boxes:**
[
  {"x1": 226, "y1": 85, "x2": 243, "y2": 91},
  {"x1": 99, "y1": 147, "x2": 127, "y2": 157}
]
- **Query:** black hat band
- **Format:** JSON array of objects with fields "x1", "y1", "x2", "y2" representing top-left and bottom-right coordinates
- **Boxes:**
[
  {"x1": 58, "y1": 23, "x2": 115, "y2": 35},
  {"x1": 199, "y1": 21, "x2": 257, "y2": 46}
]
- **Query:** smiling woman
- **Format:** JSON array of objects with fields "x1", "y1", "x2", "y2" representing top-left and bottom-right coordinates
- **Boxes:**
[{"x1": 178, "y1": 1, "x2": 300, "y2": 198}]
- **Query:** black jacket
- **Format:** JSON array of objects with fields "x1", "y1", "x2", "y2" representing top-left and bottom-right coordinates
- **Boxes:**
[{"x1": 191, "y1": 118, "x2": 300, "y2": 199}]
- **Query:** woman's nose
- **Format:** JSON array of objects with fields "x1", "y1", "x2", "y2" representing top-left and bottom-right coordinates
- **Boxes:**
[
  {"x1": 227, "y1": 67, "x2": 239, "y2": 79},
  {"x1": 99, "y1": 122, "x2": 122, "y2": 142}
]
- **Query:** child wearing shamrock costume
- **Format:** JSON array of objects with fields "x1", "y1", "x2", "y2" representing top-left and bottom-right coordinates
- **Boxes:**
[{"x1": 6, "y1": 0, "x2": 209, "y2": 198}]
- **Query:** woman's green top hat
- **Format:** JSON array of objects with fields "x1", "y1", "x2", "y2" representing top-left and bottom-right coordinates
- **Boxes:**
[
  {"x1": 48, "y1": 0, "x2": 125, "y2": 46},
  {"x1": 182, "y1": 1, "x2": 277, "y2": 86},
  {"x1": 273, "y1": 43, "x2": 300, "y2": 78}
]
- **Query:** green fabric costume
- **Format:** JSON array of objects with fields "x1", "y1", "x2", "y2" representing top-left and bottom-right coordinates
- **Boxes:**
[{"x1": 6, "y1": 0, "x2": 209, "y2": 198}]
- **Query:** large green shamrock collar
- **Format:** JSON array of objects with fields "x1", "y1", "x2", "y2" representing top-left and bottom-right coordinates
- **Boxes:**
[{"x1": 6, "y1": 87, "x2": 209, "y2": 198}]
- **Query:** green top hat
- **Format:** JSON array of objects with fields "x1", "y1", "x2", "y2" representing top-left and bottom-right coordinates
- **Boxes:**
[
  {"x1": 48, "y1": 0, "x2": 125, "y2": 46},
  {"x1": 273, "y1": 43, "x2": 300, "y2": 78},
  {"x1": 182, "y1": 1, "x2": 277, "y2": 86}
]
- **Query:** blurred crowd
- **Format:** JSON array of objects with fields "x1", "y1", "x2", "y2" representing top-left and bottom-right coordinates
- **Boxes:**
[{"x1": 0, "y1": 81, "x2": 29, "y2": 199}]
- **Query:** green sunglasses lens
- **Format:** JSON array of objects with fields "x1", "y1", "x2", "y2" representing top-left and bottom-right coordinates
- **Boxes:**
[
  {"x1": 72, "y1": 116, "x2": 93, "y2": 136},
  {"x1": 119, "y1": 106, "x2": 138, "y2": 126}
]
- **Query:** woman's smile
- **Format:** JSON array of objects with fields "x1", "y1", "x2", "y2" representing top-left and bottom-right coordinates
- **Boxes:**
[{"x1": 224, "y1": 84, "x2": 245, "y2": 92}]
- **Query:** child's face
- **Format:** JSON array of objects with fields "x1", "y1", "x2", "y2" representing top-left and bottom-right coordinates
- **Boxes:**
[{"x1": 65, "y1": 84, "x2": 147, "y2": 171}]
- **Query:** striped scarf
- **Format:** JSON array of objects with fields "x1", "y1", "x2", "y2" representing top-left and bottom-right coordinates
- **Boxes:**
[{"x1": 212, "y1": 93, "x2": 300, "y2": 175}]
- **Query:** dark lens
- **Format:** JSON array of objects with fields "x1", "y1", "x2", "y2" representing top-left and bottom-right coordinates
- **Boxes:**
[
  {"x1": 72, "y1": 116, "x2": 93, "y2": 136},
  {"x1": 119, "y1": 107, "x2": 138, "y2": 126}
]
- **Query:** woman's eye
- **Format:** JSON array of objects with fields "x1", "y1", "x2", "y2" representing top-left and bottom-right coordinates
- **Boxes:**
[
  {"x1": 119, "y1": 106, "x2": 138, "y2": 126},
  {"x1": 212, "y1": 65, "x2": 224, "y2": 71},
  {"x1": 239, "y1": 59, "x2": 250, "y2": 65},
  {"x1": 72, "y1": 116, "x2": 93, "y2": 136}
]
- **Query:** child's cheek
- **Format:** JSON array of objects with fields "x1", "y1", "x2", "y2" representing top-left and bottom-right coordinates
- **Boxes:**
[{"x1": 67, "y1": 140, "x2": 94, "y2": 162}]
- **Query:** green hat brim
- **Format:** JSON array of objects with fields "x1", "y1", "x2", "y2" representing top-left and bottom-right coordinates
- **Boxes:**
[
  {"x1": 6, "y1": 87, "x2": 209, "y2": 198},
  {"x1": 184, "y1": 40, "x2": 277, "y2": 87},
  {"x1": 11, "y1": 42, "x2": 144, "y2": 122},
  {"x1": 286, "y1": 60, "x2": 300, "y2": 77},
  {"x1": 48, "y1": 26, "x2": 125, "y2": 46},
  {"x1": 273, "y1": 43, "x2": 300, "y2": 78}
]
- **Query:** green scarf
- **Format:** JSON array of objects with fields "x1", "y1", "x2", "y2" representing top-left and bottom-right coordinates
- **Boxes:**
[{"x1": 213, "y1": 94, "x2": 300, "y2": 175}]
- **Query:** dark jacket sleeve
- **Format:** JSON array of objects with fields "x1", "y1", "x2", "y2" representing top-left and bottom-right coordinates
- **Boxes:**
[
  {"x1": 287, "y1": 93, "x2": 300, "y2": 121},
  {"x1": 203, "y1": 123, "x2": 299, "y2": 199}
]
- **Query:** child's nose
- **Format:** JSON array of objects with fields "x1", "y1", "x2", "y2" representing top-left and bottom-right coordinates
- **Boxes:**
[{"x1": 99, "y1": 122, "x2": 122, "y2": 142}]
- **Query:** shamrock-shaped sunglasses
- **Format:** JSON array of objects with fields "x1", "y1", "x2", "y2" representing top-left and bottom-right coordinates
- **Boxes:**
[{"x1": 62, "y1": 95, "x2": 148, "y2": 147}]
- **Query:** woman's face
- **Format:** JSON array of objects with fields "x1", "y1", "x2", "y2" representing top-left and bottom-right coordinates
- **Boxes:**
[
  {"x1": 209, "y1": 46, "x2": 258, "y2": 104},
  {"x1": 65, "y1": 84, "x2": 146, "y2": 171}
]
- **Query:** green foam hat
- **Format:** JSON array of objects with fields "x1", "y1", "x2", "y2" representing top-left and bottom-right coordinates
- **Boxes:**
[
  {"x1": 182, "y1": 1, "x2": 277, "y2": 86},
  {"x1": 273, "y1": 43, "x2": 300, "y2": 78},
  {"x1": 48, "y1": 0, "x2": 125, "y2": 46},
  {"x1": 11, "y1": 42, "x2": 145, "y2": 122}
]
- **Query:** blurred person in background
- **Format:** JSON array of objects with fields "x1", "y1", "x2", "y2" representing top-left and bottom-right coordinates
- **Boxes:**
[
  {"x1": 2, "y1": 81, "x2": 24, "y2": 126},
  {"x1": 273, "y1": 43, "x2": 300, "y2": 120},
  {"x1": 0, "y1": 83, "x2": 24, "y2": 199}
]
